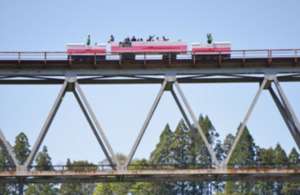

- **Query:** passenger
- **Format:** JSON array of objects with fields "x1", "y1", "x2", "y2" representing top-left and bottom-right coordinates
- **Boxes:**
[
  {"x1": 86, "y1": 35, "x2": 91, "y2": 45},
  {"x1": 124, "y1": 37, "x2": 130, "y2": 42},
  {"x1": 162, "y1": 36, "x2": 169, "y2": 41},
  {"x1": 207, "y1": 33, "x2": 213, "y2": 44},
  {"x1": 147, "y1": 35, "x2": 155, "y2": 42},
  {"x1": 140, "y1": 38, "x2": 143, "y2": 42},
  {"x1": 109, "y1": 35, "x2": 114, "y2": 43},
  {"x1": 156, "y1": 37, "x2": 160, "y2": 41},
  {"x1": 131, "y1": 36, "x2": 136, "y2": 42}
]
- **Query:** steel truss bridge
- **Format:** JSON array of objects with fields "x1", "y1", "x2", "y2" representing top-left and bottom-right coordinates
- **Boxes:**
[{"x1": 0, "y1": 49, "x2": 300, "y2": 184}]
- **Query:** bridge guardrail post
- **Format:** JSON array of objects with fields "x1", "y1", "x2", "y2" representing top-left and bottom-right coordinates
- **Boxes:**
[
  {"x1": 18, "y1": 52, "x2": 21, "y2": 68},
  {"x1": 44, "y1": 52, "x2": 47, "y2": 68},
  {"x1": 295, "y1": 50, "x2": 298, "y2": 66},
  {"x1": 69, "y1": 53, "x2": 72, "y2": 69}
]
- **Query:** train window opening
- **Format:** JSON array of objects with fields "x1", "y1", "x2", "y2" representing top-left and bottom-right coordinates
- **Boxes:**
[{"x1": 119, "y1": 42, "x2": 132, "y2": 48}]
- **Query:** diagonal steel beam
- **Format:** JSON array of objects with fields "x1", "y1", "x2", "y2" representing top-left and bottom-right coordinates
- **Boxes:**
[
  {"x1": 174, "y1": 81, "x2": 220, "y2": 168},
  {"x1": 75, "y1": 82, "x2": 120, "y2": 167},
  {"x1": 170, "y1": 89, "x2": 210, "y2": 164},
  {"x1": 125, "y1": 80, "x2": 167, "y2": 167},
  {"x1": 73, "y1": 90, "x2": 116, "y2": 169},
  {"x1": 224, "y1": 78, "x2": 268, "y2": 166},
  {"x1": 268, "y1": 86, "x2": 300, "y2": 149},
  {"x1": 274, "y1": 80, "x2": 298, "y2": 129},
  {"x1": 24, "y1": 80, "x2": 68, "y2": 168},
  {"x1": 273, "y1": 78, "x2": 300, "y2": 149},
  {"x1": 0, "y1": 127, "x2": 19, "y2": 166}
]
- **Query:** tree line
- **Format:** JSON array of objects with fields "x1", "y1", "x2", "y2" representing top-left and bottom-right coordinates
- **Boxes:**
[{"x1": 0, "y1": 114, "x2": 300, "y2": 194}]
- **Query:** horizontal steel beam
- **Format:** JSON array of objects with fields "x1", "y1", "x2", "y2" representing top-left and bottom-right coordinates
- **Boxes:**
[
  {"x1": 1, "y1": 170, "x2": 300, "y2": 183},
  {"x1": 0, "y1": 67, "x2": 300, "y2": 77},
  {"x1": 0, "y1": 75, "x2": 300, "y2": 85},
  {"x1": 1, "y1": 168, "x2": 300, "y2": 177}
]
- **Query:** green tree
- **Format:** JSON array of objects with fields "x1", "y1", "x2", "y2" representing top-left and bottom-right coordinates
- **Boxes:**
[
  {"x1": 93, "y1": 183, "x2": 113, "y2": 195},
  {"x1": 94, "y1": 153, "x2": 135, "y2": 195},
  {"x1": 256, "y1": 147, "x2": 275, "y2": 194},
  {"x1": 13, "y1": 132, "x2": 31, "y2": 194},
  {"x1": 26, "y1": 184, "x2": 57, "y2": 195},
  {"x1": 148, "y1": 124, "x2": 176, "y2": 195},
  {"x1": 59, "y1": 159, "x2": 97, "y2": 195},
  {"x1": 35, "y1": 146, "x2": 53, "y2": 171},
  {"x1": 25, "y1": 145, "x2": 57, "y2": 195},
  {"x1": 224, "y1": 125, "x2": 258, "y2": 195},
  {"x1": 281, "y1": 147, "x2": 300, "y2": 195},
  {"x1": 0, "y1": 140, "x2": 15, "y2": 194},
  {"x1": 150, "y1": 124, "x2": 173, "y2": 164},
  {"x1": 273, "y1": 143, "x2": 288, "y2": 195},
  {"x1": 198, "y1": 115, "x2": 224, "y2": 194},
  {"x1": 13, "y1": 132, "x2": 30, "y2": 165}
]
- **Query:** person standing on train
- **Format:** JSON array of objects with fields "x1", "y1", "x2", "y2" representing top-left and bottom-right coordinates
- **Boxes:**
[
  {"x1": 162, "y1": 36, "x2": 169, "y2": 41},
  {"x1": 147, "y1": 35, "x2": 155, "y2": 42},
  {"x1": 131, "y1": 36, "x2": 136, "y2": 42},
  {"x1": 207, "y1": 33, "x2": 213, "y2": 44},
  {"x1": 86, "y1": 35, "x2": 91, "y2": 45},
  {"x1": 156, "y1": 37, "x2": 160, "y2": 41},
  {"x1": 109, "y1": 35, "x2": 114, "y2": 43}
]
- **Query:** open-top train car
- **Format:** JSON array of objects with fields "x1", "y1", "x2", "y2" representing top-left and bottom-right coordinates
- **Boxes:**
[
  {"x1": 67, "y1": 43, "x2": 106, "y2": 60},
  {"x1": 191, "y1": 42, "x2": 231, "y2": 59},
  {"x1": 110, "y1": 41, "x2": 187, "y2": 60},
  {"x1": 67, "y1": 40, "x2": 231, "y2": 60}
]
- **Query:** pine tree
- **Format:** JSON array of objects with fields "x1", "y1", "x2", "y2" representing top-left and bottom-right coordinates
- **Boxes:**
[
  {"x1": 25, "y1": 145, "x2": 57, "y2": 195},
  {"x1": 223, "y1": 133, "x2": 234, "y2": 157},
  {"x1": 281, "y1": 147, "x2": 300, "y2": 195},
  {"x1": 256, "y1": 147, "x2": 275, "y2": 194},
  {"x1": 148, "y1": 123, "x2": 177, "y2": 194},
  {"x1": 13, "y1": 132, "x2": 30, "y2": 165},
  {"x1": 198, "y1": 115, "x2": 224, "y2": 194},
  {"x1": 150, "y1": 124, "x2": 173, "y2": 164},
  {"x1": 0, "y1": 140, "x2": 15, "y2": 194},
  {"x1": 35, "y1": 146, "x2": 52, "y2": 171},
  {"x1": 273, "y1": 143, "x2": 288, "y2": 195},
  {"x1": 59, "y1": 160, "x2": 97, "y2": 195},
  {"x1": 224, "y1": 125, "x2": 258, "y2": 194},
  {"x1": 13, "y1": 132, "x2": 31, "y2": 194}
]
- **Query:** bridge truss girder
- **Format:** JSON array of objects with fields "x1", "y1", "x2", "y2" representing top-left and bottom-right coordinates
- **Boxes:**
[{"x1": 0, "y1": 73, "x2": 300, "y2": 183}]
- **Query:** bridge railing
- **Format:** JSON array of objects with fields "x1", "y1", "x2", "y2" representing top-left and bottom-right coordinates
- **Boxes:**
[
  {"x1": 0, "y1": 49, "x2": 299, "y2": 62},
  {"x1": 0, "y1": 163, "x2": 300, "y2": 172},
  {"x1": 127, "y1": 163, "x2": 215, "y2": 170},
  {"x1": 27, "y1": 164, "x2": 117, "y2": 171},
  {"x1": 227, "y1": 163, "x2": 300, "y2": 169}
]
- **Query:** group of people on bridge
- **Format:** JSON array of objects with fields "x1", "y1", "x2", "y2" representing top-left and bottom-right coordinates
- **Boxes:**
[{"x1": 86, "y1": 33, "x2": 213, "y2": 45}]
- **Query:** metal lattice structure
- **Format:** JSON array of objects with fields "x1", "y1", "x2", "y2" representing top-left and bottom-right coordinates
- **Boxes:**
[{"x1": 0, "y1": 51, "x2": 300, "y2": 184}]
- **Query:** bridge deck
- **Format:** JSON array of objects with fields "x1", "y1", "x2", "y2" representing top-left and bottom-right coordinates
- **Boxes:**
[
  {"x1": 0, "y1": 49, "x2": 299, "y2": 75},
  {"x1": 0, "y1": 168, "x2": 300, "y2": 183}
]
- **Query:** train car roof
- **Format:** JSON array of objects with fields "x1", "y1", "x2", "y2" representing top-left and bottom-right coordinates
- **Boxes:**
[
  {"x1": 67, "y1": 43, "x2": 106, "y2": 46},
  {"x1": 191, "y1": 42, "x2": 231, "y2": 45}
]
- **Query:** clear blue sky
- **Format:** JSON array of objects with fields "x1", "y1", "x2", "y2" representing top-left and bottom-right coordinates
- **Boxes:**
[{"x1": 0, "y1": 0, "x2": 300, "y2": 165}]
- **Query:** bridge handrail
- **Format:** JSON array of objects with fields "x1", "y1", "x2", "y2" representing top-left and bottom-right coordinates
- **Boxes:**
[{"x1": 0, "y1": 49, "x2": 300, "y2": 54}]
